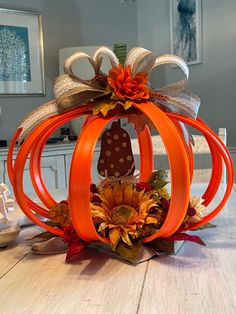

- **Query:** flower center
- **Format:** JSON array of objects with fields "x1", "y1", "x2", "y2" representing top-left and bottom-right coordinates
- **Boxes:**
[{"x1": 110, "y1": 205, "x2": 136, "y2": 225}]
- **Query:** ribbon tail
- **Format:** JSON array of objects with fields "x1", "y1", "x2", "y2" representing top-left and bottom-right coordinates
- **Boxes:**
[
  {"x1": 18, "y1": 100, "x2": 60, "y2": 143},
  {"x1": 151, "y1": 89, "x2": 200, "y2": 120},
  {"x1": 54, "y1": 74, "x2": 106, "y2": 110}
]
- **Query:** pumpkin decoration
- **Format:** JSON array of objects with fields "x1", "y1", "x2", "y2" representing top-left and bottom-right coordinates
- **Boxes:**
[{"x1": 7, "y1": 47, "x2": 234, "y2": 260}]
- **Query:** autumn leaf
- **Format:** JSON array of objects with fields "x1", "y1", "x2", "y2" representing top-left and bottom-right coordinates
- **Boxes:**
[
  {"x1": 165, "y1": 233, "x2": 206, "y2": 246},
  {"x1": 115, "y1": 239, "x2": 143, "y2": 262},
  {"x1": 66, "y1": 241, "x2": 87, "y2": 261},
  {"x1": 92, "y1": 101, "x2": 117, "y2": 116}
]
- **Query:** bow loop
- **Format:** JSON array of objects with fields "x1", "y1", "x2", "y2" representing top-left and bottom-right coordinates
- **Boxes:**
[
  {"x1": 153, "y1": 54, "x2": 189, "y2": 79},
  {"x1": 63, "y1": 51, "x2": 97, "y2": 84},
  {"x1": 149, "y1": 53, "x2": 200, "y2": 120},
  {"x1": 93, "y1": 46, "x2": 119, "y2": 72},
  {"x1": 125, "y1": 47, "x2": 156, "y2": 77}
]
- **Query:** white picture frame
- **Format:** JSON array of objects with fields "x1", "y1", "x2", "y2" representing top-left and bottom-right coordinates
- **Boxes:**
[
  {"x1": 0, "y1": 8, "x2": 45, "y2": 95},
  {"x1": 170, "y1": 0, "x2": 202, "y2": 65}
]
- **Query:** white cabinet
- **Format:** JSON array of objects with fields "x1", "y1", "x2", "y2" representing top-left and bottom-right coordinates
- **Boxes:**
[
  {"x1": 0, "y1": 142, "x2": 100, "y2": 195},
  {"x1": 4, "y1": 155, "x2": 66, "y2": 193}
]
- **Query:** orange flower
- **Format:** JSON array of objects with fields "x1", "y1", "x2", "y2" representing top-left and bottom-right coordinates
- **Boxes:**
[{"x1": 107, "y1": 64, "x2": 149, "y2": 101}]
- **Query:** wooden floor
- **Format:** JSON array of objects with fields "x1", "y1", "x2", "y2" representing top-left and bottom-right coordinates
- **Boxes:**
[{"x1": 0, "y1": 185, "x2": 236, "y2": 314}]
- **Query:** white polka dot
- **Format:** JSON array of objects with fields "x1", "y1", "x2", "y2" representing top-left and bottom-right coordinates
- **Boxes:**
[
  {"x1": 100, "y1": 159, "x2": 105, "y2": 164},
  {"x1": 122, "y1": 133, "x2": 127, "y2": 138},
  {"x1": 115, "y1": 147, "x2": 120, "y2": 152},
  {"x1": 119, "y1": 158, "x2": 124, "y2": 163},
  {"x1": 122, "y1": 142, "x2": 127, "y2": 147},
  {"x1": 113, "y1": 134, "x2": 119, "y2": 140},
  {"x1": 114, "y1": 171, "x2": 120, "y2": 177},
  {"x1": 105, "y1": 150, "x2": 111, "y2": 156},
  {"x1": 110, "y1": 164, "x2": 115, "y2": 168},
  {"x1": 107, "y1": 139, "x2": 112, "y2": 144},
  {"x1": 127, "y1": 155, "x2": 132, "y2": 161}
]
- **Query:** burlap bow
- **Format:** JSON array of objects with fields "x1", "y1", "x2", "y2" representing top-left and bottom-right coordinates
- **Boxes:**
[
  {"x1": 54, "y1": 46, "x2": 200, "y2": 117},
  {"x1": 19, "y1": 46, "x2": 200, "y2": 142}
]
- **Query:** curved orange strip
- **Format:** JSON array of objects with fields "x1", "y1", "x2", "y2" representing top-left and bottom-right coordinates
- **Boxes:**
[
  {"x1": 196, "y1": 118, "x2": 223, "y2": 205},
  {"x1": 170, "y1": 117, "x2": 222, "y2": 205},
  {"x1": 171, "y1": 120, "x2": 194, "y2": 183},
  {"x1": 167, "y1": 113, "x2": 234, "y2": 230},
  {"x1": 69, "y1": 116, "x2": 110, "y2": 243},
  {"x1": 12, "y1": 107, "x2": 89, "y2": 235},
  {"x1": 70, "y1": 103, "x2": 190, "y2": 242},
  {"x1": 7, "y1": 128, "x2": 48, "y2": 216},
  {"x1": 28, "y1": 107, "x2": 90, "y2": 209},
  {"x1": 133, "y1": 103, "x2": 190, "y2": 240},
  {"x1": 137, "y1": 125, "x2": 154, "y2": 182}
]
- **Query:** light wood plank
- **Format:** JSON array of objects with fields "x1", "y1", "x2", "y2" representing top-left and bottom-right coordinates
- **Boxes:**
[
  {"x1": 1, "y1": 185, "x2": 235, "y2": 313},
  {"x1": 138, "y1": 186, "x2": 236, "y2": 314},
  {"x1": 0, "y1": 226, "x2": 43, "y2": 278},
  {"x1": 0, "y1": 190, "x2": 66, "y2": 279},
  {"x1": 0, "y1": 249, "x2": 147, "y2": 314}
]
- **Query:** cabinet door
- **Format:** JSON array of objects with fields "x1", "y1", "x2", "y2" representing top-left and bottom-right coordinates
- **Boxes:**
[
  {"x1": 4, "y1": 155, "x2": 66, "y2": 194},
  {"x1": 65, "y1": 150, "x2": 100, "y2": 186}
]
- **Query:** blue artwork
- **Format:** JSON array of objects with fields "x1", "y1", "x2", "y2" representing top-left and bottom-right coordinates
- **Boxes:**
[
  {"x1": 172, "y1": 0, "x2": 198, "y2": 63},
  {"x1": 0, "y1": 25, "x2": 31, "y2": 81}
]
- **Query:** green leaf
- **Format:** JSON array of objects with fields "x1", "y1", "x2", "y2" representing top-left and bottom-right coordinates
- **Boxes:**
[
  {"x1": 115, "y1": 239, "x2": 143, "y2": 262},
  {"x1": 147, "y1": 169, "x2": 168, "y2": 184},
  {"x1": 192, "y1": 223, "x2": 217, "y2": 231},
  {"x1": 151, "y1": 194, "x2": 161, "y2": 203},
  {"x1": 152, "y1": 180, "x2": 168, "y2": 190},
  {"x1": 147, "y1": 238, "x2": 175, "y2": 253},
  {"x1": 44, "y1": 220, "x2": 61, "y2": 227}
]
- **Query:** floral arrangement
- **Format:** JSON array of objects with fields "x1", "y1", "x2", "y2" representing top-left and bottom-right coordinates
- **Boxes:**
[
  {"x1": 8, "y1": 46, "x2": 233, "y2": 264},
  {"x1": 45, "y1": 170, "x2": 212, "y2": 262}
]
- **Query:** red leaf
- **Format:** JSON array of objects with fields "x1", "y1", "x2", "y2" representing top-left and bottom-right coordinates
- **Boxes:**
[
  {"x1": 66, "y1": 240, "x2": 87, "y2": 261},
  {"x1": 165, "y1": 233, "x2": 206, "y2": 246}
]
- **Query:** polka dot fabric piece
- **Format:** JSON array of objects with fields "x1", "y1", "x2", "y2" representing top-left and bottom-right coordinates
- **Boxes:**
[{"x1": 97, "y1": 121, "x2": 135, "y2": 177}]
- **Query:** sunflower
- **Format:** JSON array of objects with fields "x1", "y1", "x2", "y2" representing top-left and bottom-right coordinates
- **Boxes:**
[{"x1": 90, "y1": 182, "x2": 165, "y2": 249}]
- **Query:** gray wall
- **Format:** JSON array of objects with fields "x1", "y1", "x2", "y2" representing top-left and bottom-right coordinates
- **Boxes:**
[
  {"x1": 0, "y1": 0, "x2": 138, "y2": 142},
  {"x1": 2, "y1": 0, "x2": 236, "y2": 147},
  {"x1": 138, "y1": 0, "x2": 236, "y2": 146}
]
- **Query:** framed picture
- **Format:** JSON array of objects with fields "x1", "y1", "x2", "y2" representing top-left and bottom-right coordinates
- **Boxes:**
[
  {"x1": 170, "y1": 0, "x2": 202, "y2": 65},
  {"x1": 0, "y1": 8, "x2": 45, "y2": 95}
]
